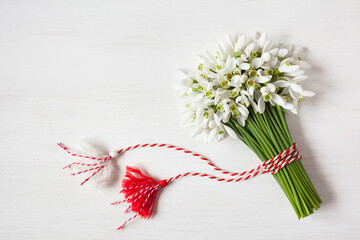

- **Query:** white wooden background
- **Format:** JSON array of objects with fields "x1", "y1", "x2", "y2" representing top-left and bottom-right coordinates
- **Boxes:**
[{"x1": 0, "y1": 0, "x2": 359, "y2": 239}]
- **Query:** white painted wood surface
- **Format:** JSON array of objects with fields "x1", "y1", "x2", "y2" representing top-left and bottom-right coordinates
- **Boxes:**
[{"x1": 0, "y1": 0, "x2": 359, "y2": 239}]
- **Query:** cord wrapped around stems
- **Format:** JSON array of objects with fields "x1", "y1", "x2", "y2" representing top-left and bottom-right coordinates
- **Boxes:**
[{"x1": 225, "y1": 104, "x2": 322, "y2": 219}]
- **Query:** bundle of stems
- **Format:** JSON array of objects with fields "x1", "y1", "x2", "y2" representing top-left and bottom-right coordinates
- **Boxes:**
[{"x1": 226, "y1": 103, "x2": 322, "y2": 219}]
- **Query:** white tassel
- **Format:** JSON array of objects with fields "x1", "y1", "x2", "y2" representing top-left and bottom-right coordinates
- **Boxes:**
[{"x1": 59, "y1": 141, "x2": 116, "y2": 188}]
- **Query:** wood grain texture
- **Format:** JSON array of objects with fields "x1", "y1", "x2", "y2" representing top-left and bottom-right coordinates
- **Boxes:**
[{"x1": 0, "y1": 0, "x2": 359, "y2": 239}]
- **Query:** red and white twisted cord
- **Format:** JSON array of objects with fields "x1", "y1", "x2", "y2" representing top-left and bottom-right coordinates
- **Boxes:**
[
  {"x1": 111, "y1": 143, "x2": 301, "y2": 230},
  {"x1": 59, "y1": 141, "x2": 302, "y2": 230},
  {"x1": 58, "y1": 142, "x2": 301, "y2": 184}
]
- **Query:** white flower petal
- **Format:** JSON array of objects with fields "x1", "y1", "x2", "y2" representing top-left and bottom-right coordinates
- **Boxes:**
[
  {"x1": 204, "y1": 51, "x2": 216, "y2": 68},
  {"x1": 278, "y1": 48, "x2": 288, "y2": 57},
  {"x1": 208, "y1": 71, "x2": 218, "y2": 79},
  {"x1": 269, "y1": 48, "x2": 279, "y2": 56},
  {"x1": 214, "y1": 95, "x2": 220, "y2": 105},
  {"x1": 224, "y1": 125, "x2": 238, "y2": 140},
  {"x1": 223, "y1": 102, "x2": 230, "y2": 113},
  {"x1": 243, "y1": 95, "x2": 250, "y2": 106},
  {"x1": 282, "y1": 101, "x2": 294, "y2": 110},
  {"x1": 273, "y1": 80, "x2": 289, "y2": 87},
  {"x1": 271, "y1": 93, "x2": 285, "y2": 106},
  {"x1": 244, "y1": 42, "x2": 256, "y2": 56},
  {"x1": 268, "y1": 56, "x2": 278, "y2": 67},
  {"x1": 267, "y1": 83, "x2": 276, "y2": 92},
  {"x1": 261, "y1": 52, "x2": 271, "y2": 62},
  {"x1": 207, "y1": 128, "x2": 217, "y2": 143},
  {"x1": 241, "y1": 54, "x2": 248, "y2": 61},
  {"x1": 254, "y1": 76, "x2": 271, "y2": 83},
  {"x1": 237, "y1": 116, "x2": 246, "y2": 126},
  {"x1": 226, "y1": 57, "x2": 236, "y2": 72},
  {"x1": 196, "y1": 107, "x2": 204, "y2": 118},
  {"x1": 217, "y1": 132, "x2": 224, "y2": 142},
  {"x1": 258, "y1": 96, "x2": 265, "y2": 113},
  {"x1": 293, "y1": 75, "x2": 308, "y2": 81},
  {"x1": 279, "y1": 64, "x2": 300, "y2": 73},
  {"x1": 224, "y1": 34, "x2": 235, "y2": 50},
  {"x1": 235, "y1": 58, "x2": 244, "y2": 66},
  {"x1": 289, "y1": 88, "x2": 300, "y2": 100},
  {"x1": 214, "y1": 112, "x2": 222, "y2": 126},
  {"x1": 263, "y1": 40, "x2": 272, "y2": 53},
  {"x1": 222, "y1": 112, "x2": 231, "y2": 123},
  {"x1": 237, "y1": 104, "x2": 249, "y2": 116},
  {"x1": 280, "y1": 57, "x2": 294, "y2": 66},
  {"x1": 251, "y1": 58, "x2": 264, "y2": 69},
  {"x1": 289, "y1": 69, "x2": 305, "y2": 76},
  {"x1": 260, "y1": 86, "x2": 268, "y2": 94},
  {"x1": 229, "y1": 75, "x2": 241, "y2": 87},
  {"x1": 301, "y1": 90, "x2": 315, "y2": 97},
  {"x1": 297, "y1": 60, "x2": 311, "y2": 69},
  {"x1": 249, "y1": 86, "x2": 255, "y2": 95},
  {"x1": 240, "y1": 75, "x2": 248, "y2": 83},
  {"x1": 216, "y1": 88, "x2": 227, "y2": 94},
  {"x1": 259, "y1": 33, "x2": 269, "y2": 48},
  {"x1": 239, "y1": 63, "x2": 251, "y2": 70},
  {"x1": 217, "y1": 43, "x2": 228, "y2": 60},
  {"x1": 180, "y1": 77, "x2": 193, "y2": 86},
  {"x1": 250, "y1": 99, "x2": 258, "y2": 111},
  {"x1": 290, "y1": 83, "x2": 303, "y2": 93},
  {"x1": 235, "y1": 34, "x2": 248, "y2": 52},
  {"x1": 289, "y1": 106, "x2": 298, "y2": 114}
]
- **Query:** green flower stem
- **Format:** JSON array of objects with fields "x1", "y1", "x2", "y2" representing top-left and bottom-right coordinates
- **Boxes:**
[
  {"x1": 275, "y1": 106, "x2": 322, "y2": 203},
  {"x1": 259, "y1": 110, "x2": 283, "y2": 152},
  {"x1": 264, "y1": 108, "x2": 289, "y2": 149},
  {"x1": 247, "y1": 120, "x2": 276, "y2": 157},
  {"x1": 234, "y1": 118, "x2": 304, "y2": 218},
  {"x1": 294, "y1": 163, "x2": 322, "y2": 203},
  {"x1": 226, "y1": 103, "x2": 322, "y2": 219},
  {"x1": 287, "y1": 165, "x2": 319, "y2": 209},
  {"x1": 227, "y1": 120, "x2": 263, "y2": 160},
  {"x1": 230, "y1": 119, "x2": 262, "y2": 152},
  {"x1": 276, "y1": 105, "x2": 292, "y2": 143},
  {"x1": 229, "y1": 119, "x2": 302, "y2": 218}
]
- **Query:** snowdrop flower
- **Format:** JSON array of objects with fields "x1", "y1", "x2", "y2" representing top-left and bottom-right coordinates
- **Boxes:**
[
  {"x1": 218, "y1": 56, "x2": 237, "y2": 75},
  {"x1": 274, "y1": 76, "x2": 315, "y2": 101},
  {"x1": 257, "y1": 83, "x2": 285, "y2": 113},
  {"x1": 179, "y1": 32, "x2": 315, "y2": 142}
]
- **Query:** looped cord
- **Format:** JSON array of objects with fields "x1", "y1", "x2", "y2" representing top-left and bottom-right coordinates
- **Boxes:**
[
  {"x1": 58, "y1": 141, "x2": 301, "y2": 229},
  {"x1": 58, "y1": 142, "x2": 301, "y2": 185}
]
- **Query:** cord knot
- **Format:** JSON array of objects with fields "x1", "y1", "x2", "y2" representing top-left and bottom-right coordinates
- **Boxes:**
[{"x1": 158, "y1": 180, "x2": 168, "y2": 188}]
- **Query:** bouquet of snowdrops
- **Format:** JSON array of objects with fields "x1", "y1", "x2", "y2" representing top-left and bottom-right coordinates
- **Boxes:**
[{"x1": 178, "y1": 33, "x2": 321, "y2": 218}]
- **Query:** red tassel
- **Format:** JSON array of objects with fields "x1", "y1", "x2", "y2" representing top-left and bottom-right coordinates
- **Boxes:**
[{"x1": 114, "y1": 166, "x2": 168, "y2": 229}]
